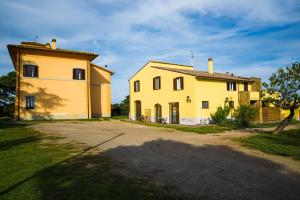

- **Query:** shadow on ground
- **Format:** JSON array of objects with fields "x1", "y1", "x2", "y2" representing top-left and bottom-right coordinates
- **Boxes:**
[
  {"x1": 34, "y1": 140, "x2": 300, "y2": 200},
  {"x1": 2, "y1": 138, "x2": 300, "y2": 200}
]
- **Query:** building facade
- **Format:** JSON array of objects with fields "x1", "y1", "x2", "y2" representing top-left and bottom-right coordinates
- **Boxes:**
[
  {"x1": 8, "y1": 39, "x2": 113, "y2": 120},
  {"x1": 129, "y1": 59, "x2": 262, "y2": 125}
]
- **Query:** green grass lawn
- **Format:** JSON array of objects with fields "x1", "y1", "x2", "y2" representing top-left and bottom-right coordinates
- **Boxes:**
[
  {"x1": 238, "y1": 128, "x2": 300, "y2": 160},
  {"x1": 250, "y1": 119, "x2": 300, "y2": 128},
  {"x1": 121, "y1": 119, "x2": 232, "y2": 134},
  {"x1": 0, "y1": 121, "x2": 176, "y2": 200}
]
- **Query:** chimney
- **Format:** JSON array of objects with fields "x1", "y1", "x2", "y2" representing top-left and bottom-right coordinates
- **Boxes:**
[
  {"x1": 208, "y1": 58, "x2": 213, "y2": 74},
  {"x1": 51, "y1": 38, "x2": 56, "y2": 49}
]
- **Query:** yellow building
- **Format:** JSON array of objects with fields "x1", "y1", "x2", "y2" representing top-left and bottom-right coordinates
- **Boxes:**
[
  {"x1": 7, "y1": 39, "x2": 113, "y2": 120},
  {"x1": 129, "y1": 59, "x2": 262, "y2": 125}
]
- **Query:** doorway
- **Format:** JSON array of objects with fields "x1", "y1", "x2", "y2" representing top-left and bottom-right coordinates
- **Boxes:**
[
  {"x1": 135, "y1": 100, "x2": 141, "y2": 120},
  {"x1": 169, "y1": 102, "x2": 179, "y2": 124},
  {"x1": 154, "y1": 104, "x2": 162, "y2": 122}
]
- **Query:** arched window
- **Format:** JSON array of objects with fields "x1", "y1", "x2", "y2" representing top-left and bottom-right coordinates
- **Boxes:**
[
  {"x1": 154, "y1": 103, "x2": 162, "y2": 122},
  {"x1": 23, "y1": 64, "x2": 38, "y2": 77}
]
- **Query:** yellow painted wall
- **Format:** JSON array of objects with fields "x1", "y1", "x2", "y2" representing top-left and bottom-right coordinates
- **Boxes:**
[
  {"x1": 195, "y1": 79, "x2": 241, "y2": 118},
  {"x1": 129, "y1": 62, "x2": 197, "y2": 124},
  {"x1": 17, "y1": 49, "x2": 90, "y2": 119},
  {"x1": 129, "y1": 61, "x2": 262, "y2": 125},
  {"x1": 90, "y1": 65, "x2": 111, "y2": 117}
]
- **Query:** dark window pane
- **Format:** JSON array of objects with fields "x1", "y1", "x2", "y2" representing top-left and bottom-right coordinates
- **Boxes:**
[
  {"x1": 25, "y1": 96, "x2": 35, "y2": 109},
  {"x1": 229, "y1": 101, "x2": 234, "y2": 108},
  {"x1": 23, "y1": 65, "x2": 38, "y2": 77},
  {"x1": 244, "y1": 83, "x2": 248, "y2": 91},
  {"x1": 73, "y1": 68, "x2": 85, "y2": 80},
  {"x1": 202, "y1": 101, "x2": 209, "y2": 109}
]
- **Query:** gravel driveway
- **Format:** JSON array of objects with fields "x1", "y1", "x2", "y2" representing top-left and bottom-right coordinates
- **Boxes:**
[{"x1": 32, "y1": 120, "x2": 300, "y2": 200}]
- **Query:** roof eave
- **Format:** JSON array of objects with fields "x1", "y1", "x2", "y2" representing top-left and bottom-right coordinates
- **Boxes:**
[{"x1": 7, "y1": 44, "x2": 99, "y2": 61}]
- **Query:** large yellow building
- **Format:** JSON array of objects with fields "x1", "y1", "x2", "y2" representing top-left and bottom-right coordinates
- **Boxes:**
[
  {"x1": 129, "y1": 59, "x2": 262, "y2": 125},
  {"x1": 7, "y1": 39, "x2": 113, "y2": 120}
]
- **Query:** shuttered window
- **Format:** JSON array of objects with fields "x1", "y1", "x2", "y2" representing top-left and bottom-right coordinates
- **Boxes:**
[
  {"x1": 227, "y1": 82, "x2": 236, "y2": 91},
  {"x1": 244, "y1": 83, "x2": 248, "y2": 91},
  {"x1": 73, "y1": 68, "x2": 85, "y2": 80},
  {"x1": 25, "y1": 96, "x2": 35, "y2": 109},
  {"x1": 23, "y1": 65, "x2": 38, "y2": 77},
  {"x1": 173, "y1": 77, "x2": 184, "y2": 91},
  {"x1": 153, "y1": 76, "x2": 161, "y2": 90},
  {"x1": 134, "y1": 80, "x2": 140, "y2": 92}
]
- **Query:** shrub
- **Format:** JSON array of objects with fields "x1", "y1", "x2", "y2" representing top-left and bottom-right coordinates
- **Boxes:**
[
  {"x1": 234, "y1": 105, "x2": 258, "y2": 127},
  {"x1": 210, "y1": 106, "x2": 230, "y2": 125}
]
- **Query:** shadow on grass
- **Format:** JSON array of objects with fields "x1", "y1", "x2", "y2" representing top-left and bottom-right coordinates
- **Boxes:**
[
  {"x1": 0, "y1": 136, "x2": 40, "y2": 151},
  {"x1": 1, "y1": 139, "x2": 300, "y2": 199}
]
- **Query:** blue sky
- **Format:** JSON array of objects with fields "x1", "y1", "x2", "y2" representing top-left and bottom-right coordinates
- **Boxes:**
[{"x1": 0, "y1": 0, "x2": 300, "y2": 103}]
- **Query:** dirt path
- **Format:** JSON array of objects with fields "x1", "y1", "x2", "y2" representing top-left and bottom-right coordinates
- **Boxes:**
[{"x1": 32, "y1": 120, "x2": 300, "y2": 200}]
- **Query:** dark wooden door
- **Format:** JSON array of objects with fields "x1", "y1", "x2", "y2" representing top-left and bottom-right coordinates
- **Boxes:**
[
  {"x1": 135, "y1": 101, "x2": 141, "y2": 120},
  {"x1": 170, "y1": 102, "x2": 179, "y2": 124}
]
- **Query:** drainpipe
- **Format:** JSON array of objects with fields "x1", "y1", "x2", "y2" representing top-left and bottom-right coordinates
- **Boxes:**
[{"x1": 17, "y1": 51, "x2": 21, "y2": 120}]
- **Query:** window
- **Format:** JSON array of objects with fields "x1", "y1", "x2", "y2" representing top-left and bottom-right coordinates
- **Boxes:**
[
  {"x1": 134, "y1": 80, "x2": 140, "y2": 92},
  {"x1": 153, "y1": 76, "x2": 161, "y2": 90},
  {"x1": 173, "y1": 77, "x2": 184, "y2": 90},
  {"x1": 25, "y1": 96, "x2": 35, "y2": 109},
  {"x1": 229, "y1": 101, "x2": 234, "y2": 108},
  {"x1": 73, "y1": 68, "x2": 85, "y2": 80},
  {"x1": 227, "y1": 82, "x2": 236, "y2": 91},
  {"x1": 244, "y1": 82, "x2": 248, "y2": 91},
  {"x1": 202, "y1": 101, "x2": 209, "y2": 109},
  {"x1": 23, "y1": 64, "x2": 38, "y2": 77}
]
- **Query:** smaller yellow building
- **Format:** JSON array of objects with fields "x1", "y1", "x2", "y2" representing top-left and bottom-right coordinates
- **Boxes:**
[
  {"x1": 8, "y1": 39, "x2": 113, "y2": 120},
  {"x1": 129, "y1": 59, "x2": 262, "y2": 125}
]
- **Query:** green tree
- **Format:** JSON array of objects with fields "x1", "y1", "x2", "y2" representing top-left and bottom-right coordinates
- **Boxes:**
[
  {"x1": 120, "y1": 95, "x2": 129, "y2": 116},
  {"x1": 0, "y1": 71, "x2": 16, "y2": 117},
  {"x1": 210, "y1": 105, "x2": 230, "y2": 125},
  {"x1": 234, "y1": 105, "x2": 258, "y2": 127},
  {"x1": 111, "y1": 95, "x2": 129, "y2": 116},
  {"x1": 262, "y1": 62, "x2": 300, "y2": 134}
]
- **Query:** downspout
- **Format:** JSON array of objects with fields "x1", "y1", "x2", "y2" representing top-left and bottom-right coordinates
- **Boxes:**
[
  {"x1": 17, "y1": 50, "x2": 21, "y2": 120},
  {"x1": 87, "y1": 60, "x2": 90, "y2": 119}
]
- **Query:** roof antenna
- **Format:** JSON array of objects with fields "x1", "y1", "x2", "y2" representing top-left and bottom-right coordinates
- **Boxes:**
[
  {"x1": 34, "y1": 35, "x2": 38, "y2": 42},
  {"x1": 190, "y1": 50, "x2": 194, "y2": 67}
]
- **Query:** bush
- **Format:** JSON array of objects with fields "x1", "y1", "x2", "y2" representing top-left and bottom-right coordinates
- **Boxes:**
[
  {"x1": 234, "y1": 105, "x2": 258, "y2": 127},
  {"x1": 210, "y1": 106, "x2": 230, "y2": 125}
]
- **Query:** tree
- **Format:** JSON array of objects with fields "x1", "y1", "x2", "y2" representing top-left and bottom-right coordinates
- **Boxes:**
[
  {"x1": 111, "y1": 95, "x2": 129, "y2": 116},
  {"x1": 210, "y1": 105, "x2": 230, "y2": 125},
  {"x1": 0, "y1": 71, "x2": 16, "y2": 117},
  {"x1": 234, "y1": 105, "x2": 258, "y2": 127},
  {"x1": 262, "y1": 62, "x2": 300, "y2": 134}
]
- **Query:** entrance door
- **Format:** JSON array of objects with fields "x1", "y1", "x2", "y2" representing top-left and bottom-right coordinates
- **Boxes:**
[
  {"x1": 170, "y1": 102, "x2": 179, "y2": 124},
  {"x1": 135, "y1": 100, "x2": 141, "y2": 120},
  {"x1": 154, "y1": 104, "x2": 162, "y2": 122}
]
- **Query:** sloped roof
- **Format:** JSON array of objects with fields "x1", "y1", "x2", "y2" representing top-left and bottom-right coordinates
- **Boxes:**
[
  {"x1": 152, "y1": 66, "x2": 255, "y2": 82},
  {"x1": 91, "y1": 63, "x2": 114, "y2": 75},
  {"x1": 7, "y1": 42, "x2": 98, "y2": 61}
]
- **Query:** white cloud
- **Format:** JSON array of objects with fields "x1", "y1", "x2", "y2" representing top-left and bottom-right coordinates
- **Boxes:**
[{"x1": 0, "y1": 0, "x2": 299, "y2": 102}]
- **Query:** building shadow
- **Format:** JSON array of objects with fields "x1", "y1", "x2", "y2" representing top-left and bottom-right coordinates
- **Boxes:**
[{"x1": 22, "y1": 140, "x2": 299, "y2": 200}]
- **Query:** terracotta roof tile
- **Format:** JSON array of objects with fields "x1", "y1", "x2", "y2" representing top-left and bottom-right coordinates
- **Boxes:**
[{"x1": 152, "y1": 66, "x2": 254, "y2": 82}]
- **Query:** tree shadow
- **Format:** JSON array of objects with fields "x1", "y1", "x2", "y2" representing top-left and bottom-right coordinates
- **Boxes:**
[
  {"x1": 20, "y1": 81, "x2": 67, "y2": 120},
  {"x1": 26, "y1": 140, "x2": 300, "y2": 200},
  {"x1": 0, "y1": 136, "x2": 39, "y2": 151}
]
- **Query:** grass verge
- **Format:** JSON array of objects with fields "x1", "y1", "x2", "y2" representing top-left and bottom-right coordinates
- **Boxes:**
[
  {"x1": 121, "y1": 119, "x2": 232, "y2": 134},
  {"x1": 237, "y1": 128, "x2": 300, "y2": 160},
  {"x1": 0, "y1": 121, "x2": 177, "y2": 200}
]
